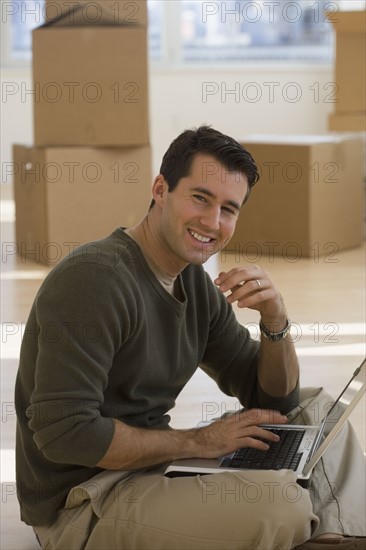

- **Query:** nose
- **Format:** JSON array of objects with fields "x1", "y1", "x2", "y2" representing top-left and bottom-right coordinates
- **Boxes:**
[{"x1": 199, "y1": 205, "x2": 220, "y2": 231}]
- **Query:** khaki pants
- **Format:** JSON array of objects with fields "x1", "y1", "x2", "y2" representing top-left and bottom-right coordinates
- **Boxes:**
[{"x1": 34, "y1": 389, "x2": 366, "y2": 550}]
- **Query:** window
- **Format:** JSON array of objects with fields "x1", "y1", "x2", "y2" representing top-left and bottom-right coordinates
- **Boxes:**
[
  {"x1": 180, "y1": 1, "x2": 335, "y2": 63},
  {"x1": 148, "y1": 0, "x2": 163, "y2": 61},
  {"x1": 3, "y1": 0, "x2": 364, "y2": 67},
  {"x1": 2, "y1": 0, "x2": 45, "y2": 64},
  {"x1": 0, "y1": 0, "x2": 162, "y2": 65}
]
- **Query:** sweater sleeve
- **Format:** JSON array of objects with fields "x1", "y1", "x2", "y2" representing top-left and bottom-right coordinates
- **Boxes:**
[
  {"x1": 25, "y1": 262, "x2": 135, "y2": 467},
  {"x1": 199, "y1": 274, "x2": 260, "y2": 409}
]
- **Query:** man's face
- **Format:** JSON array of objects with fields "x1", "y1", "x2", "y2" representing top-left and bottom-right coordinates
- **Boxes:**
[{"x1": 155, "y1": 153, "x2": 248, "y2": 270}]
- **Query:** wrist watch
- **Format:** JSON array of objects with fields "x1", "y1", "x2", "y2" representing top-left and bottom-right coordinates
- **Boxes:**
[{"x1": 259, "y1": 319, "x2": 291, "y2": 342}]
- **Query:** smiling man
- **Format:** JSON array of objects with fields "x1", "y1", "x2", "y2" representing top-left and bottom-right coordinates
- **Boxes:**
[{"x1": 15, "y1": 126, "x2": 365, "y2": 550}]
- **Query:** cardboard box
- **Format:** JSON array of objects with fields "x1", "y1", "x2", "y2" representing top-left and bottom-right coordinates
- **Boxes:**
[
  {"x1": 327, "y1": 11, "x2": 366, "y2": 113},
  {"x1": 328, "y1": 112, "x2": 366, "y2": 132},
  {"x1": 33, "y1": 9, "x2": 149, "y2": 147},
  {"x1": 225, "y1": 135, "x2": 365, "y2": 257},
  {"x1": 13, "y1": 145, "x2": 152, "y2": 264},
  {"x1": 45, "y1": 0, "x2": 148, "y2": 26}
]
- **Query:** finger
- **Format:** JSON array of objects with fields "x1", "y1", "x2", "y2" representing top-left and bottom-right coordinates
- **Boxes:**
[
  {"x1": 236, "y1": 288, "x2": 277, "y2": 309},
  {"x1": 239, "y1": 437, "x2": 272, "y2": 451},
  {"x1": 236, "y1": 423, "x2": 279, "y2": 440},
  {"x1": 255, "y1": 427, "x2": 282, "y2": 443},
  {"x1": 214, "y1": 268, "x2": 252, "y2": 289},
  {"x1": 227, "y1": 279, "x2": 267, "y2": 304},
  {"x1": 240, "y1": 431, "x2": 283, "y2": 450},
  {"x1": 215, "y1": 264, "x2": 266, "y2": 283},
  {"x1": 236, "y1": 430, "x2": 281, "y2": 451},
  {"x1": 215, "y1": 266, "x2": 263, "y2": 285},
  {"x1": 217, "y1": 272, "x2": 269, "y2": 298},
  {"x1": 214, "y1": 269, "x2": 240, "y2": 286},
  {"x1": 237, "y1": 289, "x2": 280, "y2": 315},
  {"x1": 215, "y1": 271, "x2": 248, "y2": 292}
]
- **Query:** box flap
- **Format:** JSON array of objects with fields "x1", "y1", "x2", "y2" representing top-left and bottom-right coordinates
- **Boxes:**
[
  {"x1": 44, "y1": 1, "x2": 148, "y2": 26},
  {"x1": 326, "y1": 10, "x2": 366, "y2": 33},
  {"x1": 40, "y1": 4, "x2": 127, "y2": 27}
]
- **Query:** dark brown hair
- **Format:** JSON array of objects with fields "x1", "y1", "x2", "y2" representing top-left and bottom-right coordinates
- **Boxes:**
[{"x1": 150, "y1": 125, "x2": 259, "y2": 209}]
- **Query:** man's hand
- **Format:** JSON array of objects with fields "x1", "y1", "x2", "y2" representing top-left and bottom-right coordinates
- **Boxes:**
[
  {"x1": 214, "y1": 266, "x2": 286, "y2": 327},
  {"x1": 193, "y1": 409, "x2": 288, "y2": 459},
  {"x1": 96, "y1": 409, "x2": 288, "y2": 471}
]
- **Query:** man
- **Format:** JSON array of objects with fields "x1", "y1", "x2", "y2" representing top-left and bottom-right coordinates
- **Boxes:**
[{"x1": 15, "y1": 126, "x2": 365, "y2": 549}]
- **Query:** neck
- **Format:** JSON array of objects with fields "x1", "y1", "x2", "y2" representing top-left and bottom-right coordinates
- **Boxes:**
[{"x1": 127, "y1": 214, "x2": 185, "y2": 281}]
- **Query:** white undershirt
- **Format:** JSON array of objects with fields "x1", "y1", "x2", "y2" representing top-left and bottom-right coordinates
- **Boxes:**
[{"x1": 125, "y1": 228, "x2": 176, "y2": 295}]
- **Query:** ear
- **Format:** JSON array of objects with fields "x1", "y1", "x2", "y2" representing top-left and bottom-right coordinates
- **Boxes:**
[{"x1": 151, "y1": 175, "x2": 168, "y2": 206}]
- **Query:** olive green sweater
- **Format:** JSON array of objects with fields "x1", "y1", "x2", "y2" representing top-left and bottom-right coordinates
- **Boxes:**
[{"x1": 15, "y1": 228, "x2": 299, "y2": 526}]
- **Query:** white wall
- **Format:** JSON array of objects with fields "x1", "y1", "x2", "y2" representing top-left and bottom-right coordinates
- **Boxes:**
[
  {"x1": 1, "y1": 63, "x2": 335, "y2": 186},
  {"x1": 149, "y1": 64, "x2": 335, "y2": 173}
]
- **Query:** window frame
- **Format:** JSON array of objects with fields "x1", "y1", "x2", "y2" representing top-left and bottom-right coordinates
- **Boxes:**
[{"x1": 0, "y1": 0, "x2": 347, "y2": 70}]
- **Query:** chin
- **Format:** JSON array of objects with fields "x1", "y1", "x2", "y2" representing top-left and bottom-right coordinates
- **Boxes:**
[{"x1": 189, "y1": 252, "x2": 216, "y2": 265}]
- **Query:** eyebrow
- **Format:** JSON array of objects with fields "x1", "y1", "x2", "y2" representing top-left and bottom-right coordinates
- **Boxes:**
[{"x1": 191, "y1": 186, "x2": 241, "y2": 212}]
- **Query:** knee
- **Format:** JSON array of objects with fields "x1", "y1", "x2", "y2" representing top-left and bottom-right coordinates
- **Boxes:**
[{"x1": 268, "y1": 480, "x2": 318, "y2": 543}]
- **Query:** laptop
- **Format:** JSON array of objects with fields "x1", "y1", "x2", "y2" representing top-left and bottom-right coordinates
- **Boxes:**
[{"x1": 165, "y1": 359, "x2": 365, "y2": 486}]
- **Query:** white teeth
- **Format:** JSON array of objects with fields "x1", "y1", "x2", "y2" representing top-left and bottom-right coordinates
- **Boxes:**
[{"x1": 190, "y1": 230, "x2": 211, "y2": 243}]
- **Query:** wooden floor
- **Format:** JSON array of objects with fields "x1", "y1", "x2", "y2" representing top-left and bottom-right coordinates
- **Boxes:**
[{"x1": 1, "y1": 188, "x2": 365, "y2": 549}]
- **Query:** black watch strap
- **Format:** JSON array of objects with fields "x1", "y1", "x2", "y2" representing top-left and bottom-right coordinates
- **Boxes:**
[{"x1": 259, "y1": 319, "x2": 291, "y2": 342}]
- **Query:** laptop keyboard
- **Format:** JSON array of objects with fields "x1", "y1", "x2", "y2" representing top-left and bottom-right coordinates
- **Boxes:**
[{"x1": 219, "y1": 428, "x2": 305, "y2": 472}]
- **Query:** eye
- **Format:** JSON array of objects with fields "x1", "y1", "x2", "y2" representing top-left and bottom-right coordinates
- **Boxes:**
[
  {"x1": 221, "y1": 206, "x2": 236, "y2": 216},
  {"x1": 193, "y1": 194, "x2": 207, "y2": 203}
]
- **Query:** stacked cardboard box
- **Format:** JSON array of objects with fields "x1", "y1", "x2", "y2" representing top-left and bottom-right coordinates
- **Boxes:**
[
  {"x1": 225, "y1": 135, "x2": 365, "y2": 258},
  {"x1": 14, "y1": 0, "x2": 151, "y2": 264},
  {"x1": 327, "y1": 11, "x2": 366, "y2": 132},
  {"x1": 13, "y1": 146, "x2": 151, "y2": 264}
]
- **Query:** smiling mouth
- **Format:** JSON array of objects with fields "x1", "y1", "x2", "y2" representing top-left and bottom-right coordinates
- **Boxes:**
[{"x1": 188, "y1": 229, "x2": 215, "y2": 244}]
